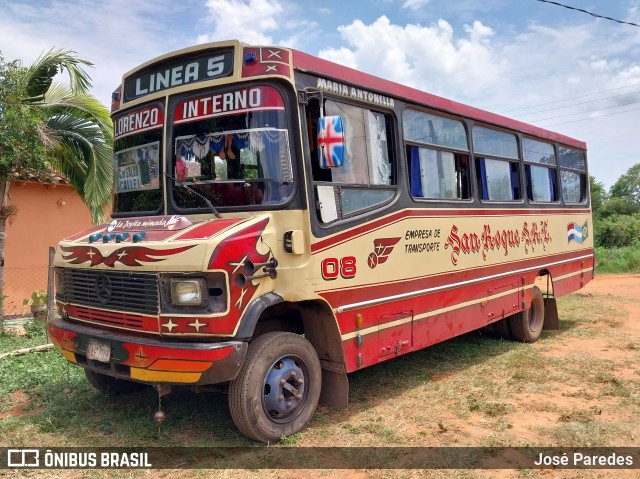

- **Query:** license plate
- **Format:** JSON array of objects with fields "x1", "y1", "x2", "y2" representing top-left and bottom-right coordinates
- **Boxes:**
[{"x1": 87, "y1": 340, "x2": 111, "y2": 363}]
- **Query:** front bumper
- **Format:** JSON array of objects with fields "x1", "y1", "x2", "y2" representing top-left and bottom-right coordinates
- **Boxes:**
[{"x1": 48, "y1": 319, "x2": 247, "y2": 385}]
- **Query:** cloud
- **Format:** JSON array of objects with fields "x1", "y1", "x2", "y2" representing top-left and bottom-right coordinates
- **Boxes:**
[
  {"x1": 197, "y1": 0, "x2": 284, "y2": 45},
  {"x1": 498, "y1": 20, "x2": 640, "y2": 188},
  {"x1": 318, "y1": 47, "x2": 358, "y2": 69},
  {"x1": 0, "y1": 0, "x2": 182, "y2": 105},
  {"x1": 318, "y1": 15, "x2": 505, "y2": 95},
  {"x1": 195, "y1": 0, "x2": 319, "y2": 49},
  {"x1": 317, "y1": 12, "x2": 639, "y2": 121},
  {"x1": 317, "y1": 13, "x2": 640, "y2": 187},
  {"x1": 402, "y1": 0, "x2": 431, "y2": 10}
]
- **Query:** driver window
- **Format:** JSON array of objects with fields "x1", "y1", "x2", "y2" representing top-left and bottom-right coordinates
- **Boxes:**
[{"x1": 309, "y1": 99, "x2": 395, "y2": 223}]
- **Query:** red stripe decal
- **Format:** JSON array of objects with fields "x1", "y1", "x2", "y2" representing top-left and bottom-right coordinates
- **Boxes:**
[{"x1": 176, "y1": 218, "x2": 246, "y2": 240}]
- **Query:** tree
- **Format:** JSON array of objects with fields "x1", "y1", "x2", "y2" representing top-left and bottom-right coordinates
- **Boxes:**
[
  {"x1": 610, "y1": 163, "x2": 640, "y2": 208},
  {"x1": 589, "y1": 175, "x2": 607, "y2": 214},
  {"x1": 0, "y1": 49, "x2": 113, "y2": 325},
  {"x1": 0, "y1": 55, "x2": 48, "y2": 327},
  {"x1": 597, "y1": 197, "x2": 638, "y2": 218},
  {"x1": 23, "y1": 50, "x2": 113, "y2": 223}
]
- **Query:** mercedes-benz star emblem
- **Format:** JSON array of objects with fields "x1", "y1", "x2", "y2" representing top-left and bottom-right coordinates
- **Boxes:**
[{"x1": 95, "y1": 273, "x2": 113, "y2": 304}]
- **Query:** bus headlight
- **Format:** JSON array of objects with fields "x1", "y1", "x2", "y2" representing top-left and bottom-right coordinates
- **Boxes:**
[{"x1": 170, "y1": 279, "x2": 205, "y2": 306}]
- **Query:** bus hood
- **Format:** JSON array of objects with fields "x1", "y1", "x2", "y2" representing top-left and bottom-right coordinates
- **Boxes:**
[{"x1": 54, "y1": 214, "x2": 273, "y2": 272}]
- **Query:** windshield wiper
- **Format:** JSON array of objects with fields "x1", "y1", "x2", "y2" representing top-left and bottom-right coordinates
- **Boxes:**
[{"x1": 164, "y1": 171, "x2": 221, "y2": 218}]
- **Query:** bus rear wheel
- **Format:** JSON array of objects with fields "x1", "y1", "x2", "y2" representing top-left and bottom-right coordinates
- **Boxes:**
[
  {"x1": 493, "y1": 317, "x2": 513, "y2": 340},
  {"x1": 85, "y1": 369, "x2": 145, "y2": 395},
  {"x1": 228, "y1": 331, "x2": 321, "y2": 442},
  {"x1": 509, "y1": 286, "x2": 545, "y2": 343}
]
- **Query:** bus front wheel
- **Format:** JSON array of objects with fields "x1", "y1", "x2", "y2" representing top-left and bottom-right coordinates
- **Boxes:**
[
  {"x1": 509, "y1": 286, "x2": 545, "y2": 343},
  {"x1": 228, "y1": 331, "x2": 321, "y2": 442}
]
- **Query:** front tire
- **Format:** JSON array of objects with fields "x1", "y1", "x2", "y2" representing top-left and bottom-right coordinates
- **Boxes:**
[
  {"x1": 509, "y1": 286, "x2": 545, "y2": 342},
  {"x1": 228, "y1": 332, "x2": 321, "y2": 442},
  {"x1": 85, "y1": 369, "x2": 145, "y2": 395}
]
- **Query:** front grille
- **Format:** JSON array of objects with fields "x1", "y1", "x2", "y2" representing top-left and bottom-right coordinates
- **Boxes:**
[
  {"x1": 73, "y1": 306, "x2": 146, "y2": 330},
  {"x1": 56, "y1": 268, "x2": 159, "y2": 315}
]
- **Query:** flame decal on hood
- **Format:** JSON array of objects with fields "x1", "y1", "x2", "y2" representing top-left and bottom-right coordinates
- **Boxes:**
[
  {"x1": 208, "y1": 218, "x2": 270, "y2": 312},
  {"x1": 60, "y1": 245, "x2": 196, "y2": 267}
]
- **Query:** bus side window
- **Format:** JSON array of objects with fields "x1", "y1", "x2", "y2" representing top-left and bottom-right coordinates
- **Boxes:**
[
  {"x1": 522, "y1": 138, "x2": 558, "y2": 203},
  {"x1": 402, "y1": 109, "x2": 470, "y2": 201},
  {"x1": 476, "y1": 157, "x2": 521, "y2": 201},
  {"x1": 472, "y1": 126, "x2": 521, "y2": 202},
  {"x1": 558, "y1": 146, "x2": 587, "y2": 203},
  {"x1": 408, "y1": 146, "x2": 469, "y2": 199},
  {"x1": 526, "y1": 164, "x2": 557, "y2": 202}
]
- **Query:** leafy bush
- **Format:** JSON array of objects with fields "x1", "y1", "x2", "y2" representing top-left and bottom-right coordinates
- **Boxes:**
[
  {"x1": 594, "y1": 214, "x2": 640, "y2": 248},
  {"x1": 23, "y1": 319, "x2": 48, "y2": 340},
  {"x1": 595, "y1": 242, "x2": 640, "y2": 273},
  {"x1": 596, "y1": 197, "x2": 639, "y2": 218}
]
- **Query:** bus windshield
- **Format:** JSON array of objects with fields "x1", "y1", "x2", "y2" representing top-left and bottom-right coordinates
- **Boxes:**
[
  {"x1": 112, "y1": 103, "x2": 164, "y2": 215},
  {"x1": 171, "y1": 85, "x2": 294, "y2": 210}
]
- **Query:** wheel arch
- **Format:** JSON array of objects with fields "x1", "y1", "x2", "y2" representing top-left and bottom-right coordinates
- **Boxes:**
[
  {"x1": 236, "y1": 295, "x2": 348, "y2": 406},
  {"x1": 234, "y1": 292, "x2": 286, "y2": 339},
  {"x1": 534, "y1": 268, "x2": 554, "y2": 299}
]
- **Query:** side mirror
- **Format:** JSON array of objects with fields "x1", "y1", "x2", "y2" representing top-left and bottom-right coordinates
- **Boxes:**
[{"x1": 317, "y1": 115, "x2": 345, "y2": 168}]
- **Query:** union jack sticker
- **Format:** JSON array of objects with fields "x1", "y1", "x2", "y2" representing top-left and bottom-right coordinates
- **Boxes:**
[{"x1": 318, "y1": 116, "x2": 345, "y2": 168}]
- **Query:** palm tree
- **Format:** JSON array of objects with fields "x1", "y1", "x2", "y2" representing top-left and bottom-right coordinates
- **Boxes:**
[
  {"x1": 25, "y1": 49, "x2": 113, "y2": 223},
  {"x1": 0, "y1": 49, "x2": 113, "y2": 324}
]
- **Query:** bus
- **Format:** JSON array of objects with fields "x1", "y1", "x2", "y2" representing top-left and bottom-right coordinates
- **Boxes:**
[{"x1": 49, "y1": 40, "x2": 594, "y2": 442}]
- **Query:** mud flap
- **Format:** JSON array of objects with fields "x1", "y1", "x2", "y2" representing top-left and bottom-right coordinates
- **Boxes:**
[
  {"x1": 543, "y1": 297, "x2": 559, "y2": 330},
  {"x1": 319, "y1": 361, "x2": 349, "y2": 407}
]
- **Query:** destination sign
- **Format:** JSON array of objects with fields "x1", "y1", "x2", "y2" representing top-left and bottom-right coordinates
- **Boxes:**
[
  {"x1": 174, "y1": 85, "x2": 284, "y2": 124},
  {"x1": 114, "y1": 105, "x2": 163, "y2": 140},
  {"x1": 123, "y1": 50, "x2": 234, "y2": 102}
]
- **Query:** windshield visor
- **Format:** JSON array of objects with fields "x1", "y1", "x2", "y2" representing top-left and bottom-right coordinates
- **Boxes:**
[{"x1": 172, "y1": 85, "x2": 293, "y2": 210}]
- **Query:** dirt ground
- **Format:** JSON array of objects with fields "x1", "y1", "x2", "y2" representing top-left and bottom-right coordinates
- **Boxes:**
[
  {"x1": 190, "y1": 274, "x2": 640, "y2": 478},
  {"x1": 2, "y1": 274, "x2": 639, "y2": 479},
  {"x1": 314, "y1": 274, "x2": 640, "y2": 440},
  {"x1": 290, "y1": 274, "x2": 640, "y2": 478}
]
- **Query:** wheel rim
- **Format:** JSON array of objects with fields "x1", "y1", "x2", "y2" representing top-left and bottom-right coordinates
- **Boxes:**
[{"x1": 262, "y1": 355, "x2": 308, "y2": 423}]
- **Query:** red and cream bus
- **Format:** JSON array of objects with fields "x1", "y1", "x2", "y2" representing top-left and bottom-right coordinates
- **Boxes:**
[{"x1": 49, "y1": 40, "x2": 594, "y2": 442}]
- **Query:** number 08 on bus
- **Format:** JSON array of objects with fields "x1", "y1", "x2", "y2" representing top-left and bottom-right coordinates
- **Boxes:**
[{"x1": 49, "y1": 40, "x2": 594, "y2": 442}]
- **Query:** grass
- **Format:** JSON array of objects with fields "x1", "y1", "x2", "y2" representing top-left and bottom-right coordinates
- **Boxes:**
[
  {"x1": 0, "y1": 281, "x2": 639, "y2": 478},
  {"x1": 558, "y1": 406, "x2": 601, "y2": 423},
  {"x1": 466, "y1": 394, "x2": 513, "y2": 417},
  {"x1": 0, "y1": 320, "x2": 63, "y2": 401},
  {"x1": 0, "y1": 319, "x2": 49, "y2": 354},
  {"x1": 545, "y1": 420, "x2": 635, "y2": 447}
]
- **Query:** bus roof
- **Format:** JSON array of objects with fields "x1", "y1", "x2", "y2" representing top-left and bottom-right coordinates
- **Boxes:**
[{"x1": 291, "y1": 49, "x2": 586, "y2": 150}]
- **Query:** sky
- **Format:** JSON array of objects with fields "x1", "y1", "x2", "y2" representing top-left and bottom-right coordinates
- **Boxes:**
[{"x1": 1, "y1": 0, "x2": 640, "y2": 189}]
